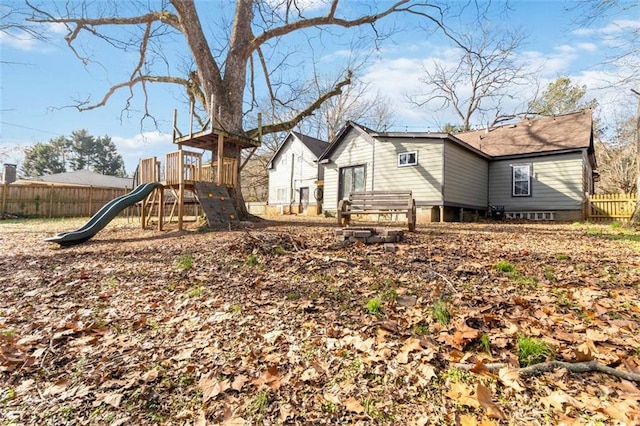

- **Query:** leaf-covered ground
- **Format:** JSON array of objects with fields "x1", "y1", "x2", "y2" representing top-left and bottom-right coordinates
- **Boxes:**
[{"x1": 1, "y1": 216, "x2": 640, "y2": 425}]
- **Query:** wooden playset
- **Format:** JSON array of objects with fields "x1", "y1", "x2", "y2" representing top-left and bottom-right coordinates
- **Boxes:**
[{"x1": 136, "y1": 104, "x2": 261, "y2": 230}]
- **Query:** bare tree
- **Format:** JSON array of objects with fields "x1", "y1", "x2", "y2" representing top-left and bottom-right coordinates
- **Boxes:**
[
  {"x1": 596, "y1": 115, "x2": 637, "y2": 194},
  {"x1": 575, "y1": 1, "x2": 640, "y2": 222},
  {"x1": 410, "y1": 25, "x2": 531, "y2": 131},
  {"x1": 301, "y1": 78, "x2": 397, "y2": 141},
  {"x1": 25, "y1": 0, "x2": 453, "y2": 217}
]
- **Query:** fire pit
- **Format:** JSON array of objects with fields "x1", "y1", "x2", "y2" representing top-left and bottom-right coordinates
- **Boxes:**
[{"x1": 334, "y1": 227, "x2": 404, "y2": 244}]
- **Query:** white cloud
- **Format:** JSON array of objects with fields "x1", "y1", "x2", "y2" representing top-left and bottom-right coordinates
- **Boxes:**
[
  {"x1": 111, "y1": 131, "x2": 172, "y2": 150},
  {"x1": 576, "y1": 42, "x2": 598, "y2": 52},
  {"x1": 111, "y1": 132, "x2": 174, "y2": 175},
  {"x1": 0, "y1": 31, "x2": 39, "y2": 51},
  {"x1": 600, "y1": 19, "x2": 640, "y2": 34},
  {"x1": 573, "y1": 18, "x2": 640, "y2": 36}
]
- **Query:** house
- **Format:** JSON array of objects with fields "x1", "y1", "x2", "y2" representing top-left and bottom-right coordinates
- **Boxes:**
[
  {"x1": 318, "y1": 110, "x2": 596, "y2": 222},
  {"x1": 267, "y1": 131, "x2": 328, "y2": 215},
  {"x1": 14, "y1": 169, "x2": 133, "y2": 189}
]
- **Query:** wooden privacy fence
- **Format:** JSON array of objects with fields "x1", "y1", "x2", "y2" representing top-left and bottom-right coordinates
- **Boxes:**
[
  {"x1": 1, "y1": 184, "x2": 129, "y2": 218},
  {"x1": 587, "y1": 193, "x2": 637, "y2": 222}
]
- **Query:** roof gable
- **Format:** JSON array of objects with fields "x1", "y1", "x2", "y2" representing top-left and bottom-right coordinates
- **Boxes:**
[
  {"x1": 267, "y1": 131, "x2": 328, "y2": 169},
  {"x1": 292, "y1": 132, "x2": 328, "y2": 158},
  {"x1": 318, "y1": 121, "x2": 376, "y2": 161},
  {"x1": 456, "y1": 110, "x2": 593, "y2": 158}
]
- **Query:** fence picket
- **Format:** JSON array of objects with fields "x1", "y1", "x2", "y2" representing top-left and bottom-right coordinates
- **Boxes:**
[
  {"x1": 588, "y1": 193, "x2": 637, "y2": 222},
  {"x1": 0, "y1": 184, "x2": 129, "y2": 218}
]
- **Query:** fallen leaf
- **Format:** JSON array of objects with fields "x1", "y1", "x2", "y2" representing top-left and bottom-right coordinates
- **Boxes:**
[
  {"x1": 573, "y1": 341, "x2": 595, "y2": 362},
  {"x1": 263, "y1": 330, "x2": 283, "y2": 344},
  {"x1": 42, "y1": 379, "x2": 69, "y2": 396},
  {"x1": 300, "y1": 367, "x2": 319, "y2": 381},
  {"x1": 396, "y1": 337, "x2": 423, "y2": 364},
  {"x1": 459, "y1": 414, "x2": 477, "y2": 426},
  {"x1": 199, "y1": 373, "x2": 230, "y2": 402},
  {"x1": 540, "y1": 390, "x2": 581, "y2": 411},
  {"x1": 93, "y1": 392, "x2": 123, "y2": 408},
  {"x1": 323, "y1": 393, "x2": 340, "y2": 404},
  {"x1": 141, "y1": 368, "x2": 160, "y2": 382},
  {"x1": 279, "y1": 403, "x2": 294, "y2": 422},
  {"x1": 447, "y1": 382, "x2": 479, "y2": 408},
  {"x1": 498, "y1": 367, "x2": 525, "y2": 392},
  {"x1": 251, "y1": 366, "x2": 283, "y2": 390},
  {"x1": 344, "y1": 396, "x2": 364, "y2": 413},
  {"x1": 476, "y1": 383, "x2": 505, "y2": 419},
  {"x1": 231, "y1": 375, "x2": 249, "y2": 391},
  {"x1": 585, "y1": 329, "x2": 608, "y2": 342}
]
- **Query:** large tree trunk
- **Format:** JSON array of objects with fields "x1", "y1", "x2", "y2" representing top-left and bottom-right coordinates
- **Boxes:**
[{"x1": 173, "y1": 0, "x2": 253, "y2": 219}]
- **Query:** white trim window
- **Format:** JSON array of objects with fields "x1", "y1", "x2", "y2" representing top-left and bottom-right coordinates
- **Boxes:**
[
  {"x1": 512, "y1": 164, "x2": 532, "y2": 196},
  {"x1": 276, "y1": 187, "x2": 287, "y2": 202},
  {"x1": 398, "y1": 151, "x2": 418, "y2": 167}
]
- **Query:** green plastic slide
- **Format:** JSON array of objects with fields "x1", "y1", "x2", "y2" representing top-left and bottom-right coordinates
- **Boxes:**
[{"x1": 44, "y1": 182, "x2": 163, "y2": 247}]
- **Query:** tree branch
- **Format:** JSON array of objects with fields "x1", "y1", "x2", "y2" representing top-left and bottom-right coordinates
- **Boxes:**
[
  {"x1": 247, "y1": 1, "x2": 455, "y2": 56},
  {"x1": 71, "y1": 75, "x2": 196, "y2": 112},
  {"x1": 455, "y1": 360, "x2": 640, "y2": 383},
  {"x1": 247, "y1": 71, "x2": 352, "y2": 137}
]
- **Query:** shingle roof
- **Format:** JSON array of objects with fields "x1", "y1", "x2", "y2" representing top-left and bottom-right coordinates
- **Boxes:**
[
  {"x1": 456, "y1": 110, "x2": 593, "y2": 157},
  {"x1": 291, "y1": 132, "x2": 328, "y2": 158},
  {"x1": 23, "y1": 169, "x2": 133, "y2": 189},
  {"x1": 267, "y1": 132, "x2": 328, "y2": 169}
]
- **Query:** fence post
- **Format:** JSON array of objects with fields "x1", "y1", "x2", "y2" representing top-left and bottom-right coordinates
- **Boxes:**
[
  {"x1": 48, "y1": 185, "x2": 54, "y2": 218},
  {"x1": 88, "y1": 186, "x2": 93, "y2": 216},
  {"x1": 1, "y1": 183, "x2": 6, "y2": 212}
]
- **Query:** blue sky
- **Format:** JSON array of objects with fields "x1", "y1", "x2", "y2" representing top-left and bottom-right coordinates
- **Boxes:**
[{"x1": 1, "y1": 1, "x2": 638, "y2": 176}]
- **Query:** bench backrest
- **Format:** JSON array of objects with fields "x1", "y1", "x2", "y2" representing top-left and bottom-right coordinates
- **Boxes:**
[{"x1": 348, "y1": 190, "x2": 413, "y2": 211}]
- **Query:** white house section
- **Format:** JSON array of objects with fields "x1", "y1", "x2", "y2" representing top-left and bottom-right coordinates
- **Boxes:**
[{"x1": 267, "y1": 132, "x2": 327, "y2": 214}]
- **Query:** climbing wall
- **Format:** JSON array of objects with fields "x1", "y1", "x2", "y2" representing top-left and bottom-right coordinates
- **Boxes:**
[{"x1": 194, "y1": 182, "x2": 239, "y2": 227}]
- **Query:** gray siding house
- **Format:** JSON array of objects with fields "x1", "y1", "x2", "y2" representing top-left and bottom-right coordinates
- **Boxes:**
[{"x1": 319, "y1": 110, "x2": 596, "y2": 222}]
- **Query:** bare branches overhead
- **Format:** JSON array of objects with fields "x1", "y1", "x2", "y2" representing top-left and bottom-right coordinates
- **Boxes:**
[{"x1": 409, "y1": 25, "x2": 531, "y2": 131}]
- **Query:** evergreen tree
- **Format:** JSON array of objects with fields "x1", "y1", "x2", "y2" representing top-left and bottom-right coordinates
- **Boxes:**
[
  {"x1": 92, "y1": 136, "x2": 126, "y2": 176},
  {"x1": 68, "y1": 129, "x2": 95, "y2": 171},
  {"x1": 21, "y1": 142, "x2": 66, "y2": 177},
  {"x1": 21, "y1": 130, "x2": 127, "y2": 177},
  {"x1": 528, "y1": 77, "x2": 598, "y2": 116}
]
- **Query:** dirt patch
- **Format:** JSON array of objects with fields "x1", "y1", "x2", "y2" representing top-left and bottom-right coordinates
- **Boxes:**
[{"x1": 1, "y1": 217, "x2": 640, "y2": 424}]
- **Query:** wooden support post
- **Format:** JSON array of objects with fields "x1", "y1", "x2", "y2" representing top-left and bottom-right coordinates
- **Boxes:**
[
  {"x1": 216, "y1": 133, "x2": 224, "y2": 185},
  {"x1": 178, "y1": 145, "x2": 184, "y2": 231},
  {"x1": 439, "y1": 205, "x2": 445, "y2": 223},
  {"x1": 141, "y1": 192, "x2": 147, "y2": 229},
  {"x1": 459, "y1": 207, "x2": 464, "y2": 222},
  {"x1": 157, "y1": 188, "x2": 164, "y2": 231}
]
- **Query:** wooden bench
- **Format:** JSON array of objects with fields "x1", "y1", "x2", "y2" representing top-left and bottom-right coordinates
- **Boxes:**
[{"x1": 337, "y1": 190, "x2": 416, "y2": 231}]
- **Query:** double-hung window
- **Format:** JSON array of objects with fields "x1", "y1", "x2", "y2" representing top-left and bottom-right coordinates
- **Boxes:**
[{"x1": 512, "y1": 164, "x2": 532, "y2": 196}]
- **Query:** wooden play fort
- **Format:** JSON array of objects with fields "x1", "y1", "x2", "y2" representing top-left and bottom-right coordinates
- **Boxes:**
[{"x1": 136, "y1": 104, "x2": 261, "y2": 230}]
